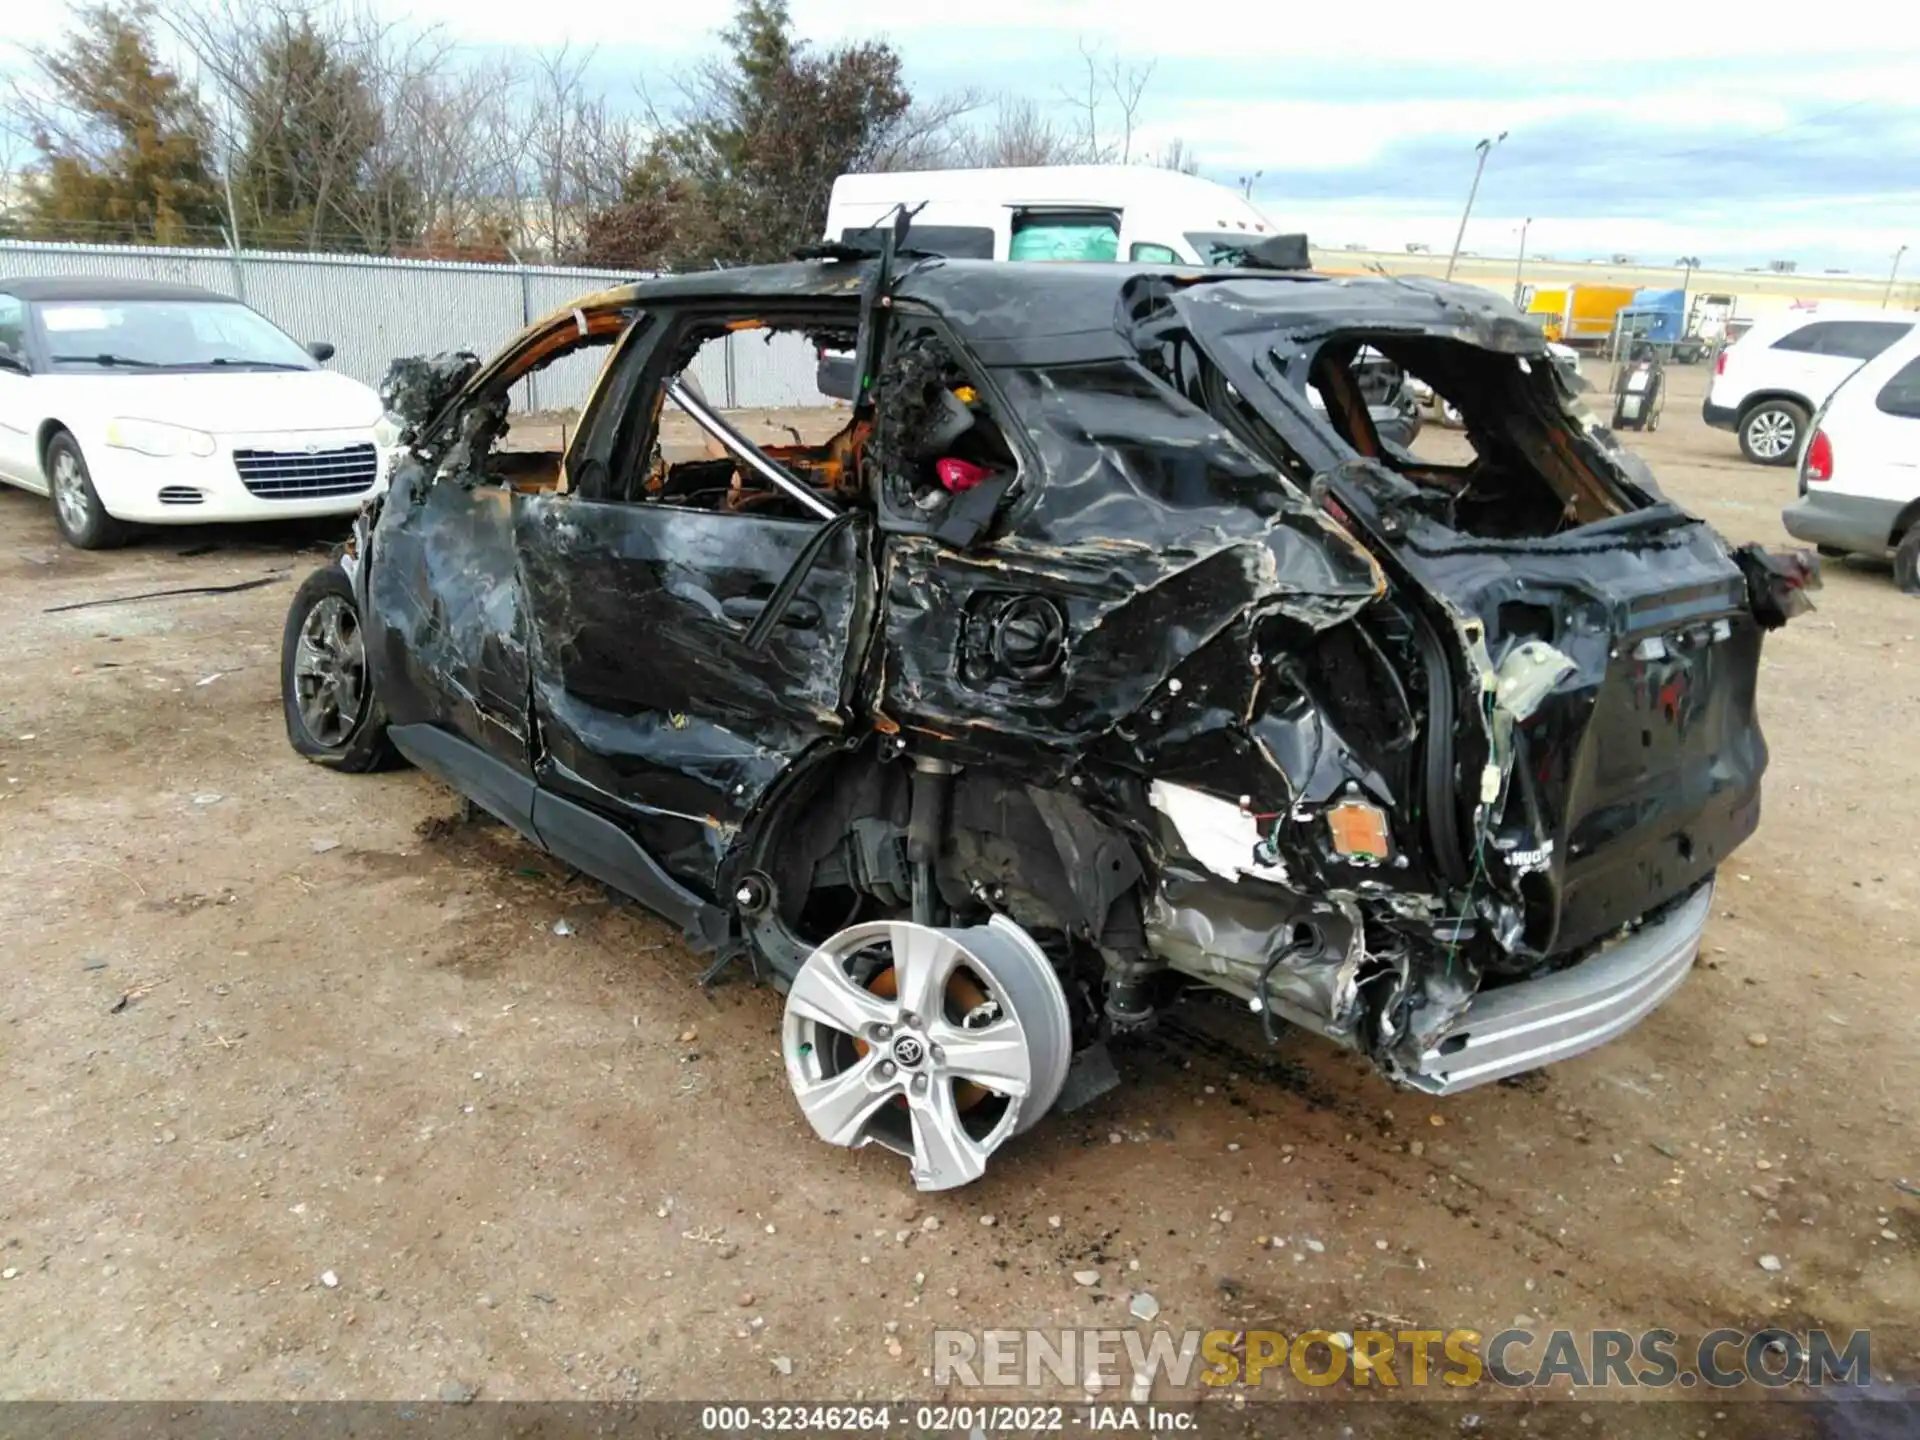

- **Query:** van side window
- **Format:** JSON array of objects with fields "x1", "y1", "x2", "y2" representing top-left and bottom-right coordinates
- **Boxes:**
[
  {"x1": 1010, "y1": 210, "x2": 1120, "y2": 262},
  {"x1": 1130, "y1": 242, "x2": 1182, "y2": 264},
  {"x1": 844, "y1": 225, "x2": 993, "y2": 260},
  {"x1": 1876, "y1": 355, "x2": 1920, "y2": 420}
]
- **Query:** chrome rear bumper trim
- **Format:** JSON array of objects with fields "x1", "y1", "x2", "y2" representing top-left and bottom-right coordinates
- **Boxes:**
[{"x1": 1405, "y1": 882, "x2": 1713, "y2": 1095}]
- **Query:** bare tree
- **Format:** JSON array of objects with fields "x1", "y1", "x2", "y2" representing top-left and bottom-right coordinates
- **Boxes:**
[
  {"x1": 389, "y1": 54, "x2": 510, "y2": 246},
  {"x1": 0, "y1": 122, "x2": 28, "y2": 233},
  {"x1": 954, "y1": 96, "x2": 1088, "y2": 169},
  {"x1": 1061, "y1": 41, "x2": 1154, "y2": 165},
  {"x1": 158, "y1": 0, "x2": 462, "y2": 251},
  {"x1": 938, "y1": 41, "x2": 1162, "y2": 172},
  {"x1": 1153, "y1": 136, "x2": 1201, "y2": 175},
  {"x1": 865, "y1": 88, "x2": 986, "y2": 172}
]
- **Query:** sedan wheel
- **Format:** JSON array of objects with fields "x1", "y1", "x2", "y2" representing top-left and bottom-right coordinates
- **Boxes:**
[
  {"x1": 51, "y1": 449, "x2": 91, "y2": 535},
  {"x1": 782, "y1": 915, "x2": 1072, "y2": 1191},
  {"x1": 46, "y1": 433, "x2": 132, "y2": 549},
  {"x1": 293, "y1": 595, "x2": 369, "y2": 748}
]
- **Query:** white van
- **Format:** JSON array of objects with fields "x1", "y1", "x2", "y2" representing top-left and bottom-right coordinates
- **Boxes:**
[
  {"x1": 824, "y1": 164, "x2": 1281, "y2": 268},
  {"x1": 1702, "y1": 306, "x2": 1920, "y2": 466},
  {"x1": 1780, "y1": 324, "x2": 1920, "y2": 590},
  {"x1": 817, "y1": 166, "x2": 1285, "y2": 400}
]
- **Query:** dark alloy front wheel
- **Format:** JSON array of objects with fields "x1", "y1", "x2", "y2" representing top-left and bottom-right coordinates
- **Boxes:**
[{"x1": 280, "y1": 566, "x2": 400, "y2": 772}]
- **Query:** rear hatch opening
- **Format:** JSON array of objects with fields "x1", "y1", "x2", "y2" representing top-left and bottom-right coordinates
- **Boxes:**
[
  {"x1": 1304, "y1": 332, "x2": 1645, "y2": 542},
  {"x1": 1302, "y1": 334, "x2": 1770, "y2": 960},
  {"x1": 1136, "y1": 296, "x2": 1784, "y2": 978}
]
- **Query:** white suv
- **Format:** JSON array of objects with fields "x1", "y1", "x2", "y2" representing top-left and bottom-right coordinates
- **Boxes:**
[
  {"x1": 1703, "y1": 309, "x2": 1919, "y2": 466},
  {"x1": 1781, "y1": 325, "x2": 1920, "y2": 591}
]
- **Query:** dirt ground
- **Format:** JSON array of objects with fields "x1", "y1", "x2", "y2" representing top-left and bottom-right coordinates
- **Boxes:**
[{"x1": 0, "y1": 365, "x2": 1914, "y2": 1431}]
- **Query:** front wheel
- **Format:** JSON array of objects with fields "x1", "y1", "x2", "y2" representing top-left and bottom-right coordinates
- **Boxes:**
[
  {"x1": 1738, "y1": 400, "x2": 1808, "y2": 466},
  {"x1": 1894, "y1": 529, "x2": 1920, "y2": 596},
  {"x1": 280, "y1": 565, "x2": 400, "y2": 772},
  {"x1": 47, "y1": 431, "x2": 134, "y2": 549}
]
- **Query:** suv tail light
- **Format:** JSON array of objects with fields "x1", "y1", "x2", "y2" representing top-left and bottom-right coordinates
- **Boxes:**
[
  {"x1": 1714, "y1": 348, "x2": 1729, "y2": 376},
  {"x1": 1804, "y1": 428, "x2": 1833, "y2": 483}
]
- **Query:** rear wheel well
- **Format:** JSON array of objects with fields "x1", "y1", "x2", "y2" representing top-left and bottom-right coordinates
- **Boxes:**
[
  {"x1": 1736, "y1": 391, "x2": 1812, "y2": 425},
  {"x1": 1891, "y1": 497, "x2": 1920, "y2": 547}
]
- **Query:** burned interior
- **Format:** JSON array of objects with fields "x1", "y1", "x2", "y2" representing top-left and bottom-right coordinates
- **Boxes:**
[{"x1": 293, "y1": 253, "x2": 1817, "y2": 1191}]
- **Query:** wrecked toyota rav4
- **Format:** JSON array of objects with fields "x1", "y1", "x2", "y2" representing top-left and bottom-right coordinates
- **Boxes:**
[{"x1": 281, "y1": 251, "x2": 1815, "y2": 1192}]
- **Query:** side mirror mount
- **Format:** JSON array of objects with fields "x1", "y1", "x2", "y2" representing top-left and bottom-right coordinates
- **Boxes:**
[
  {"x1": 0, "y1": 342, "x2": 28, "y2": 375},
  {"x1": 307, "y1": 341, "x2": 336, "y2": 363},
  {"x1": 377, "y1": 351, "x2": 482, "y2": 446}
]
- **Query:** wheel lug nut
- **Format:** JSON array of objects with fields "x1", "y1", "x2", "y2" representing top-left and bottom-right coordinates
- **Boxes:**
[
  {"x1": 930, "y1": 1044, "x2": 945, "y2": 1063},
  {"x1": 874, "y1": 1024, "x2": 892, "y2": 1041},
  {"x1": 911, "y1": 1074, "x2": 928, "y2": 1094},
  {"x1": 879, "y1": 1061, "x2": 896, "y2": 1078}
]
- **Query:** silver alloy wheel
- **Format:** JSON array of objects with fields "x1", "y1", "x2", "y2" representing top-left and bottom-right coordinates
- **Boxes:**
[
  {"x1": 782, "y1": 915, "x2": 1072, "y2": 1191},
  {"x1": 1745, "y1": 409, "x2": 1796, "y2": 460},
  {"x1": 52, "y1": 450, "x2": 91, "y2": 534},
  {"x1": 293, "y1": 595, "x2": 367, "y2": 748}
]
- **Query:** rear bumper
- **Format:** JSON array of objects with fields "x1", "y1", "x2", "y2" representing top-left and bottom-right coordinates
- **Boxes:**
[
  {"x1": 1400, "y1": 882, "x2": 1713, "y2": 1095},
  {"x1": 1701, "y1": 398, "x2": 1739, "y2": 431},
  {"x1": 1781, "y1": 490, "x2": 1901, "y2": 556}
]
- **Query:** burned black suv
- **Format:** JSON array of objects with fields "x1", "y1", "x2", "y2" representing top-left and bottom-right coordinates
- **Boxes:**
[{"x1": 282, "y1": 253, "x2": 1813, "y2": 1192}]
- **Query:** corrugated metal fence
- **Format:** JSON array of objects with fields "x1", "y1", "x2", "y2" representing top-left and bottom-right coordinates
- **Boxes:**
[{"x1": 0, "y1": 240, "x2": 830, "y2": 412}]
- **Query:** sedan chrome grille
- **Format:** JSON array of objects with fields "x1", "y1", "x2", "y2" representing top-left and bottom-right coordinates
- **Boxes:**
[{"x1": 233, "y1": 443, "x2": 378, "y2": 500}]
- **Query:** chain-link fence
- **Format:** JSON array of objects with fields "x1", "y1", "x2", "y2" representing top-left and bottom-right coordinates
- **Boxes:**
[{"x1": 0, "y1": 240, "x2": 831, "y2": 412}]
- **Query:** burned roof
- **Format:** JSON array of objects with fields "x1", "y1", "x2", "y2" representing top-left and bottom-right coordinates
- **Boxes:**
[{"x1": 596, "y1": 259, "x2": 1552, "y2": 367}]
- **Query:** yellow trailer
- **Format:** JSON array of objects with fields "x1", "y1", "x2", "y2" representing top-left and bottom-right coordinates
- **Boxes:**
[
  {"x1": 1526, "y1": 286, "x2": 1569, "y2": 340},
  {"x1": 1527, "y1": 284, "x2": 1638, "y2": 347}
]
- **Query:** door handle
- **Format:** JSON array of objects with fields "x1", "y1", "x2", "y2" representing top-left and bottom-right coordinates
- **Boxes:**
[{"x1": 722, "y1": 595, "x2": 820, "y2": 630}]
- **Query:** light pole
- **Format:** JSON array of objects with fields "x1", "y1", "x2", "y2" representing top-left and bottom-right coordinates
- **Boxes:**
[
  {"x1": 1445, "y1": 131, "x2": 1506, "y2": 281},
  {"x1": 1674, "y1": 254, "x2": 1699, "y2": 305},
  {"x1": 1887, "y1": 245, "x2": 1909, "y2": 308},
  {"x1": 1674, "y1": 255, "x2": 1700, "y2": 343},
  {"x1": 1512, "y1": 216, "x2": 1532, "y2": 305}
]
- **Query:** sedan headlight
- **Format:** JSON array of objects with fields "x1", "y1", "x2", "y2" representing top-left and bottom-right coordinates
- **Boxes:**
[
  {"x1": 371, "y1": 414, "x2": 403, "y2": 449},
  {"x1": 105, "y1": 418, "x2": 218, "y2": 458}
]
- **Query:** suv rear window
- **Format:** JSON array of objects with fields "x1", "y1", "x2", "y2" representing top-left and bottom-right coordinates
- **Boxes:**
[
  {"x1": 1770, "y1": 320, "x2": 1911, "y2": 360},
  {"x1": 1875, "y1": 354, "x2": 1920, "y2": 420}
]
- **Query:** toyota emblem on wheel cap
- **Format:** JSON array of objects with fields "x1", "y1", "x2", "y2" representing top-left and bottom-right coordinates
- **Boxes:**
[{"x1": 890, "y1": 1034, "x2": 926, "y2": 1068}]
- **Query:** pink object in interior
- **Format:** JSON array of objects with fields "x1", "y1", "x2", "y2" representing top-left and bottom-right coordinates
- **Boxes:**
[{"x1": 937, "y1": 458, "x2": 989, "y2": 493}]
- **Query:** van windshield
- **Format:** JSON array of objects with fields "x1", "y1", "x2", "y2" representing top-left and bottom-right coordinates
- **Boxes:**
[{"x1": 1184, "y1": 232, "x2": 1269, "y2": 268}]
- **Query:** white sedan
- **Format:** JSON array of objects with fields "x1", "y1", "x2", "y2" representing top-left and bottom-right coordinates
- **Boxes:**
[{"x1": 0, "y1": 277, "x2": 386, "y2": 548}]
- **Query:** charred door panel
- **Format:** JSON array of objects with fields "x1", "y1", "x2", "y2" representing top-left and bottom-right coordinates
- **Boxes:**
[
  {"x1": 367, "y1": 464, "x2": 532, "y2": 774},
  {"x1": 515, "y1": 498, "x2": 873, "y2": 892}
]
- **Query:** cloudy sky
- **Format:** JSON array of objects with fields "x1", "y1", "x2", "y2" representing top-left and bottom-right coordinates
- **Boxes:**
[{"x1": 7, "y1": 0, "x2": 1918, "y2": 273}]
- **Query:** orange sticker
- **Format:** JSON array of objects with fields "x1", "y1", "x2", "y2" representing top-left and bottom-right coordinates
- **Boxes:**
[{"x1": 1327, "y1": 800, "x2": 1391, "y2": 861}]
